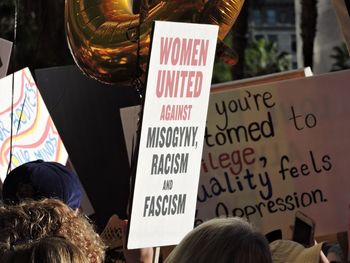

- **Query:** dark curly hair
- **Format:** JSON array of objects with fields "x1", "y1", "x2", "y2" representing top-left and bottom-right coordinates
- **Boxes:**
[{"x1": 0, "y1": 198, "x2": 106, "y2": 263}]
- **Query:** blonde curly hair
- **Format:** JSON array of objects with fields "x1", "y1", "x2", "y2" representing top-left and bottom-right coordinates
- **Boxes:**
[
  {"x1": 165, "y1": 217, "x2": 272, "y2": 263},
  {"x1": 0, "y1": 198, "x2": 106, "y2": 263},
  {"x1": 1, "y1": 236, "x2": 89, "y2": 263}
]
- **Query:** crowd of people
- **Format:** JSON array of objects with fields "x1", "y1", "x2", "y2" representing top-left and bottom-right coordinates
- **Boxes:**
[{"x1": 0, "y1": 160, "x2": 346, "y2": 263}]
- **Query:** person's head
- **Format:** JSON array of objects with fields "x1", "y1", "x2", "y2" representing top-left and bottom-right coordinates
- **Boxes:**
[
  {"x1": 165, "y1": 217, "x2": 272, "y2": 263},
  {"x1": 270, "y1": 239, "x2": 328, "y2": 263},
  {"x1": 2, "y1": 160, "x2": 82, "y2": 209},
  {"x1": 0, "y1": 198, "x2": 105, "y2": 263},
  {"x1": 325, "y1": 243, "x2": 345, "y2": 263},
  {"x1": 1, "y1": 236, "x2": 89, "y2": 263}
]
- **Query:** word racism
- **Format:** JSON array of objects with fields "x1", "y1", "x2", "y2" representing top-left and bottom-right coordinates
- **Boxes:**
[
  {"x1": 156, "y1": 37, "x2": 209, "y2": 98},
  {"x1": 143, "y1": 194, "x2": 187, "y2": 217}
]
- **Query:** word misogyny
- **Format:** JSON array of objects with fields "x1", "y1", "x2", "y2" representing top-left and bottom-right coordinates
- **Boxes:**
[
  {"x1": 146, "y1": 126, "x2": 198, "y2": 148},
  {"x1": 143, "y1": 194, "x2": 187, "y2": 217}
]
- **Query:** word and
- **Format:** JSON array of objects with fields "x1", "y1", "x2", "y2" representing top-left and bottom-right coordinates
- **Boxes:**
[
  {"x1": 146, "y1": 126, "x2": 198, "y2": 148},
  {"x1": 201, "y1": 147, "x2": 256, "y2": 175},
  {"x1": 143, "y1": 194, "x2": 187, "y2": 217},
  {"x1": 162, "y1": 180, "x2": 173, "y2": 190}
]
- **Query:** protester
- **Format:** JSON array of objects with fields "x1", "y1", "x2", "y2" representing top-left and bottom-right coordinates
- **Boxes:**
[
  {"x1": 0, "y1": 236, "x2": 89, "y2": 263},
  {"x1": 270, "y1": 239, "x2": 329, "y2": 263},
  {"x1": 0, "y1": 198, "x2": 105, "y2": 263},
  {"x1": 2, "y1": 160, "x2": 82, "y2": 210},
  {"x1": 165, "y1": 217, "x2": 272, "y2": 263}
]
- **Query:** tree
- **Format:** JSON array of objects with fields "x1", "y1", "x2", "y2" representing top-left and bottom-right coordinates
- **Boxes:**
[{"x1": 244, "y1": 38, "x2": 292, "y2": 78}]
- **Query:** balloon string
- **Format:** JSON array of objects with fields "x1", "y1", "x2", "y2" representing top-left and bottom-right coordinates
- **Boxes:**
[
  {"x1": 12, "y1": 0, "x2": 18, "y2": 70},
  {"x1": 5, "y1": 0, "x2": 19, "y2": 178},
  {"x1": 5, "y1": 74, "x2": 15, "y2": 177},
  {"x1": 134, "y1": 0, "x2": 149, "y2": 101},
  {"x1": 127, "y1": 0, "x2": 149, "y2": 220}
]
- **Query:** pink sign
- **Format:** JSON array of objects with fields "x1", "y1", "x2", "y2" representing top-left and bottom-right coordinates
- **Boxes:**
[{"x1": 196, "y1": 69, "x2": 350, "y2": 238}]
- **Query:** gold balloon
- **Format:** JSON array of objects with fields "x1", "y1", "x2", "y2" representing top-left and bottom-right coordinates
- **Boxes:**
[{"x1": 65, "y1": 0, "x2": 245, "y2": 84}]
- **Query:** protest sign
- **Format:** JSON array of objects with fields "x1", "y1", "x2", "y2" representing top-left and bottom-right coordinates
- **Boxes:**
[
  {"x1": 0, "y1": 38, "x2": 13, "y2": 78},
  {"x1": 0, "y1": 68, "x2": 68, "y2": 182},
  {"x1": 196, "y1": 69, "x2": 350, "y2": 238},
  {"x1": 127, "y1": 21, "x2": 218, "y2": 249},
  {"x1": 332, "y1": 0, "x2": 350, "y2": 52},
  {"x1": 121, "y1": 68, "x2": 312, "y2": 164}
]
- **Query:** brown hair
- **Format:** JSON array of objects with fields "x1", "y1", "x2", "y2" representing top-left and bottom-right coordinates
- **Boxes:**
[
  {"x1": 1, "y1": 236, "x2": 89, "y2": 263},
  {"x1": 0, "y1": 198, "x2": 105, "y2": 263},
  {"x1": 165, "y1": 217, "x2": 272, "y2": 263}
]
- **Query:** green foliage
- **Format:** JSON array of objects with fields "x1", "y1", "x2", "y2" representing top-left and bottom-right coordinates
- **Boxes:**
[
  {"x1": 212, "y1": 34, "x2": 233, "y2": 84},
  {"x1": 331, "y1": 43, "x2": 350, "y2": 71},
  {"x1": 212, "y1": 59, "x2": 233, "y2": 84},
  {"x1": 244, "y1": 38, "x2": 292, "y2": 78}
]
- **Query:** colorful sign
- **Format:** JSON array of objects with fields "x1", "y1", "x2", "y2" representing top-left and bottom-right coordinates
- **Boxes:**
[
  {"x1": 0, "y1": 68, "x2": 68, "y2": 182},
  {"x1": 127, "y1": 21, "x2": 218, "y2": 249},
  {"x1": 196, "y1": 69, "x2": 350, "y2": 238}
]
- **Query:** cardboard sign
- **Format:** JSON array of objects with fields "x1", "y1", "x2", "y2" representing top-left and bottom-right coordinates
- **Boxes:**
[
  {"x1": 0, "y1": 38, "x2": 13, "y2": 78},
  {"x1": 332, "y1": 0, "x2": 350, "y2": 52},
  {"x1": 211, "y1": 67, "x2": 313, "y2": 93},
  {"x1": 127, "y1": 21, "x2": 218, "y2": 249},
  {"x1": 196, "y1": 69, "x2": 350, "y2": 238},
  {"x1": 121, "y1": 68, "x2": 313, "y2": 164},
  {"x1": 101, "y1": 215, "x2": 124, "y2": 249},
  {"x1": 0, "y1": 68, "x2": 68, "y2": 181}
]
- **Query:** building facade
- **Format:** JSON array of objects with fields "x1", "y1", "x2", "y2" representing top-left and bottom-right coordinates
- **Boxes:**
[{"x1": 249, "y1": 0, "x2": 297, "y2": 68}]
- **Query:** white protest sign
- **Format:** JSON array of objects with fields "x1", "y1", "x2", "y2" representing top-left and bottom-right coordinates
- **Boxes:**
[
  {"x1": 0, "y1": 38, "x2": 13, "y2": 78},
  {"x1": 196, "y1": 69, "x2": 350, "y2": 238},
  {"x1": 127, "y1": 21, "x2": 218, "y2": 249},
  {"x1": 0, "y1": 68, "x2": 68, "y2": 182}
]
